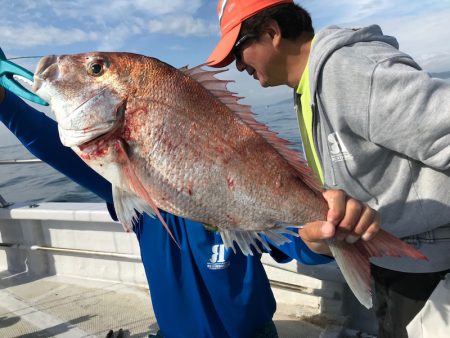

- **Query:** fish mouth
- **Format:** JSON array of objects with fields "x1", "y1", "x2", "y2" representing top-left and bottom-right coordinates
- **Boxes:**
[
  {"x1": 63, "y1": 99, "x2": 127, "y2": 149},
  {"x1": 33, "y1": 55, "x2": 58, "y2": 88}
]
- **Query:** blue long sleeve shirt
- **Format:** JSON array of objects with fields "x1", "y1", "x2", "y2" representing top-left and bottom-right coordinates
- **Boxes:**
[{"x1": 0, "y1": 90, "x2": 331, "y2": 338}]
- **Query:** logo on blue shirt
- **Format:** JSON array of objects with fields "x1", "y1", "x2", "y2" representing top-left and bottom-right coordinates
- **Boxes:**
[{"x1": 207, "y1": 244, "x2": 230, "y2": 270}]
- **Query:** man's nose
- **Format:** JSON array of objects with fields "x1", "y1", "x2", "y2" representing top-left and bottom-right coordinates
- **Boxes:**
[{"x1": 235, "y1": 59, "x2": 246, "y2": 72}]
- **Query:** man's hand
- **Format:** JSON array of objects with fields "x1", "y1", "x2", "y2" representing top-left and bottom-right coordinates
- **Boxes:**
[{"x1": 299, "y1": 190, "x2": 380, "y2": 255}]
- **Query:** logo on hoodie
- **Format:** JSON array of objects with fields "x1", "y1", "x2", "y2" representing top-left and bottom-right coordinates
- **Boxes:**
[{"x1": 328, "y1": 132, "x2": 353, "y2": 162}]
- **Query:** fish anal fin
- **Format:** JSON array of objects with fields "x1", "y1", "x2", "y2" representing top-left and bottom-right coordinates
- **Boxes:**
[{"x1": 220, "y1": 229, "x2": 293, "y2": 256}]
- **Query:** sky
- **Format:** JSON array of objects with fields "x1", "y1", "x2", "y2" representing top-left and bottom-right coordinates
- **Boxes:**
[{"x1": 1, "y1": 0, "x2": 450, "y2": 145}]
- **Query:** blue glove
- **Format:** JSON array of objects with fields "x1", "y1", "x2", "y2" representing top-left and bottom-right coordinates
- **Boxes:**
[{"x1": 0, "y1": 47, "x2": 48, "y2": 105}]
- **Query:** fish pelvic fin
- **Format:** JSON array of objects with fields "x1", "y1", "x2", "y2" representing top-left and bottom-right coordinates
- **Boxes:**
[
  {"x1": 328, "y1": 229, "x2": 427, "y2": 309},
  {"x1": 220, "y1": 228, "x2": 296, "y2": 256},
  {"x1": 112, "y1": 186, "x2": 156, "y2": 231}
]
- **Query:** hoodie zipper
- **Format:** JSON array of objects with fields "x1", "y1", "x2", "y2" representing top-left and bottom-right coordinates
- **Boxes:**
[{"x1": 311, "y1": 99, "x2": 337, "y2": 187}]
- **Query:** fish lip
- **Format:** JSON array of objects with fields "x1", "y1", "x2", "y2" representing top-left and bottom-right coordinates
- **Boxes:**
[
  {"x1": 75, "y1": 100, "x2": 127, "y2": 149},
  {"x1": 35, "y1": 55, "x2": 58, "y2": 77},
  {"x1": 32, "y1": 55, "x2": 59, "y2": 93}
]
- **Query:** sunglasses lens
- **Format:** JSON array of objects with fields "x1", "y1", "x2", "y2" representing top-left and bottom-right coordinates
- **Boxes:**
[{"x1": 233, "y1": 34, "x2": 255, "y2": 62}]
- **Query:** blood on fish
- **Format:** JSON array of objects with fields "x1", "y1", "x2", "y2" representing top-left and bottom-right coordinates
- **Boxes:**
[{"x1": 226, "y1": 177, "x2": 235, "y2": 191}]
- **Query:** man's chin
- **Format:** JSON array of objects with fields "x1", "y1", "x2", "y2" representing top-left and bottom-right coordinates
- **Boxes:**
[{"x1": 257, "y1": 78, "x2": 269, "y2": 88}]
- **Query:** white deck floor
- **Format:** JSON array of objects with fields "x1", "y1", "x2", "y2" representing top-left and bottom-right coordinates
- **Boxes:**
[
  {"x1": 0, "y1": 273, "x2": 336, "y2": 338},
  {"x1": 0, "y1": 202, "x2": 376, "y2": 337}
]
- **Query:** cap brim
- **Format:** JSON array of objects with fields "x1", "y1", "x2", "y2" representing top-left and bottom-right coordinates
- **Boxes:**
[{"x1": 207, "y1": 24, "x2": 241, "y2": 68}]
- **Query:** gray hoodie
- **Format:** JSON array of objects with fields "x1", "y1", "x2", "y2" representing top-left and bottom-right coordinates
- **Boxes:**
[{"x1": 298, "y1": 25, "x2": 450, "y2": 272}]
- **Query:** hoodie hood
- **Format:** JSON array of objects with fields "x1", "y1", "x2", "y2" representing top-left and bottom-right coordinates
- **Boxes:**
[{"x1": 309, "y1": 25, "x2": 399, "y2": 98}]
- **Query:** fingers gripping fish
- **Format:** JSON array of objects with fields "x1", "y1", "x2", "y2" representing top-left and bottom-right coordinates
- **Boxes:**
[{"x1": 32, "y1": 52, "x2": 426, "y2": 308}]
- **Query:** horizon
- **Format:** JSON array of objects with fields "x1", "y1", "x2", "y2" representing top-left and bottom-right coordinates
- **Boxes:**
[{"x1": 1, "y1": 0, "x2": 450, "y2": 145}]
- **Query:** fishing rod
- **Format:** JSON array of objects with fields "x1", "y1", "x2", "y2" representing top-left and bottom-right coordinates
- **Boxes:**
[{"x1": 7, "y1": 56, "x2": 44, "y2": 61}]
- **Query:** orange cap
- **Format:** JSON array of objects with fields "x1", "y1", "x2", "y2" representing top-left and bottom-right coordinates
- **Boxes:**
[{"x1": 207, "y1": 0, "x2": 294, "y2": 68}]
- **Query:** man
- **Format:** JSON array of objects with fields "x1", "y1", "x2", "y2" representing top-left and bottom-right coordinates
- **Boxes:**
[
  {"x1": 0, "y1": 50, "x2": 379, "y2": 337},
  {"x1": 207, "y1": 1, "x2": 450, "y2": 337}
]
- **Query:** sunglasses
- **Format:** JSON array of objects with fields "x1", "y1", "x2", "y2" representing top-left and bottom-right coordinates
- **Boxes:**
[{"x1": 232, "y1": 34, "x2": 257, "y2": 63}]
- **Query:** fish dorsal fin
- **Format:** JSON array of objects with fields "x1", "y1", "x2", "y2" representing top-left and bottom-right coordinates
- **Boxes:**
[{"x1": 182, "y1": 65, "x2": 323, "y2": 193}]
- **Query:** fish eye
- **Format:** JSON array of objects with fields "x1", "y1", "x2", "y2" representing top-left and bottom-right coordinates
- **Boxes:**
[{"x1": 87, "y1": 61, "x2": 104, "y2": 77}]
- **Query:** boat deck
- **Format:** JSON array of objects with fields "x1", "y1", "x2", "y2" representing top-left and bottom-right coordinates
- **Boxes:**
[
  {"x1": 0, "y1": 273, "x2": 333, "y2": 338},
  {"x1": 0, "y1": 202, "x2": 376, "y2": 337}
]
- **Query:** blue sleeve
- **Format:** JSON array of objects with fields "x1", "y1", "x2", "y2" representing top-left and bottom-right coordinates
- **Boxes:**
[
  {"x1": 265, "y1": 230, "x2": 333, "y2": 265},
  {"x1": 0, "y1": 89, "x2": 113, "y2": 203}
]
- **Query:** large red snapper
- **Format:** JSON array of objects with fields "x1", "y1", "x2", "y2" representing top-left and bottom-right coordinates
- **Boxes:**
[{"x1": 32, "y1": 52, "x2": 425, "y2": 308}]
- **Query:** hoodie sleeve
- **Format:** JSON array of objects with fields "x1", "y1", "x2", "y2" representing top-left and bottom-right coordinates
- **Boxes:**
[
  {"x1": 0, "y1": 89, "x2": 113, "y2": 202},
  {"x1": 368, "y1": 57, "x2": 450, "y2": 170}
]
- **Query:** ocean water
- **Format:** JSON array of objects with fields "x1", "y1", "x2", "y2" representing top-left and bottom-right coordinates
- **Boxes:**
[
  {"x1": 0, "y1": 100, "x2": 303, "y2": 205},
  {"x1": 0, "y1": 144, "x2": 102, "y2": 204}
]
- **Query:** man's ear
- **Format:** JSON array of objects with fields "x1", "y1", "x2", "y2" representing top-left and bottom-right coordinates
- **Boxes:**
[{"x1": 265, "y1": 19, "x2": 282, "y2": 47}]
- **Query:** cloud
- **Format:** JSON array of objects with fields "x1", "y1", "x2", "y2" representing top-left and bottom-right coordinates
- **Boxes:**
[
  {"x1": 147, "y1": 16, "x2": 217, "y2": 37},
  {"x1": 96, "y1": 23, "x2": 146, "y2": 51},
  {"x1": 299, "y1": 0, "x2": 450, "y2": 72},
  {"x1": 169, "y1": 45, "x2": 188, "y2": 51},
  {"x1": 217, "y1": 67, "x2": 292, "y2": 108},
  {"x1": 370, "y1": 10, "x2": 450, "y2": 72},
  {"x1": 300, "y1": 0, "x2": 389, "y2": 25},
  {"x1": 414, "y1": 52, "x2": 450, "y2": 73},
  {"x1": 132, "y1": 0, "x2": 203, "y2": 15},
  {"x1": 35, "y1": 0, "x2": 204, "y2": 23},
  {"x1": 301, "y1": 0, "x2": 392, "y2": 26},
  {"x1": 301, "y1": 0, "x2": 446, "y2": 26},
  {"x1": 0, "y1": 24, "x2": 98, "y2": 48},
  {"x1": 0, "y1": 0, "x2": 207, "y2": 50}
]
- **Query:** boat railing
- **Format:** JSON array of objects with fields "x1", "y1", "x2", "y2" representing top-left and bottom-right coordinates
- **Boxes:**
[{"x1": 0, "y1": 158, "x2": 42, "y2": 165}]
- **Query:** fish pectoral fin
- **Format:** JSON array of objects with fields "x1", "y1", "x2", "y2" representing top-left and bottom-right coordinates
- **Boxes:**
[
  {"x1": 220, "y1": 228, "x2": 292, "y2": 256},
  {"x1": 112, "y1": 186, "x2": 156, "y2": 231},
  {"x1": 115, "y1": 139, "x2": 180, "y2": 249}
]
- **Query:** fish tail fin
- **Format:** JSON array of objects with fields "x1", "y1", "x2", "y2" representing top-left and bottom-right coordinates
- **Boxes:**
[
  {"x1": 220, "y1": 228, "x2": 295, "y2": 256},
  {"x1": 329, "y1": 229, "x2": 427, "y2": 309},
  {"x1": 328, "y1": 239, "x2": 374, "y2": 309},
  {"x1": 355, "y1": 229, "x2": 428, "y2": 260}
]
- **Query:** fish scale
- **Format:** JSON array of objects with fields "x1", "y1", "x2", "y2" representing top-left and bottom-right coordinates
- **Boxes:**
[{"x1": 33, "y1": 52, "x2": 427, "y2": 309}]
